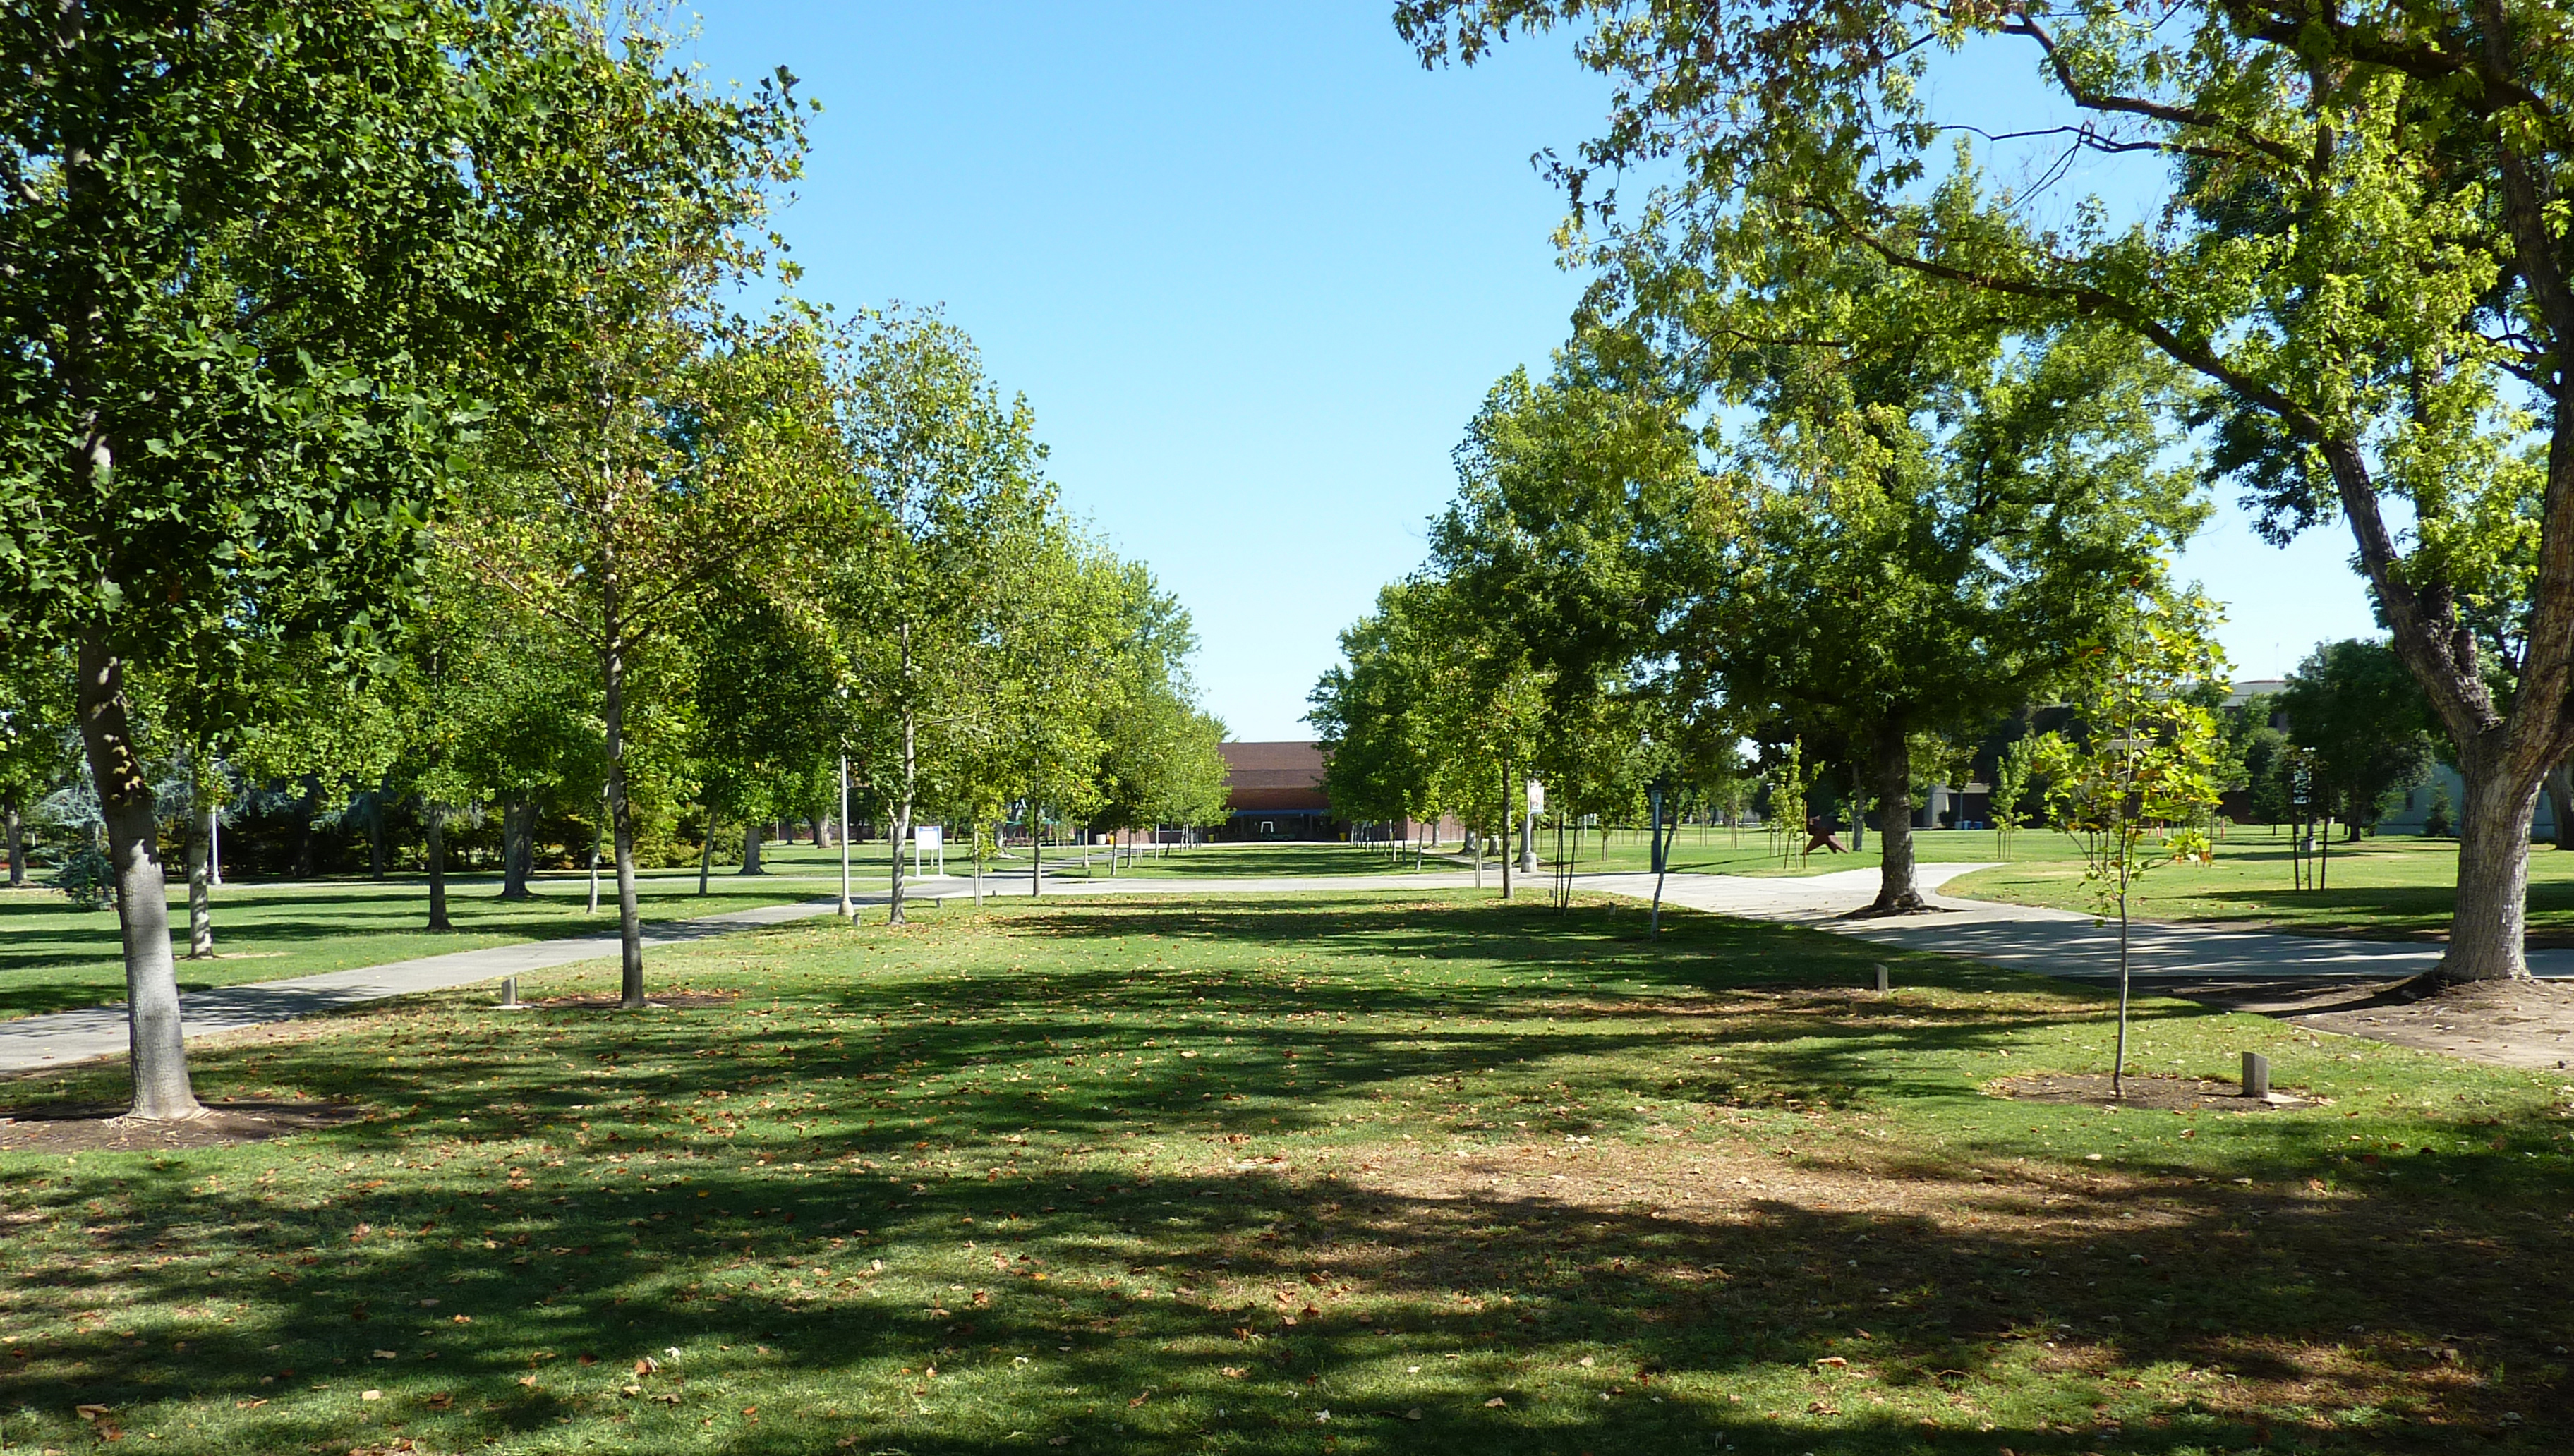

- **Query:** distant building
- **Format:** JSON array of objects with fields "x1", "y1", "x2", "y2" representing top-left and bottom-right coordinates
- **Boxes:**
[
  {"x1": 1217, "y1": 741, "x2": 1338, "y2": 841},
  {"x1": 2222, "y1": 677, "x2": 2288, "y2": 710}
]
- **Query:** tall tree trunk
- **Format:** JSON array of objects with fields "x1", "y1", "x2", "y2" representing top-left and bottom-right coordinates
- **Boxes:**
[
  {"x1": 2443, "y1": 742, "x2": 2541, "y2": 981},
  {"x1": 290, "y1": 775, "x2": 321, "y2": 880},
  {"x1": 425, "y1": 803, "x2": 452, "y2": 931},
  {"x1": 889, "y1": 697, "x2": 916, "y2": 927},
  {"x1": 603, "y1": 625, "x2": 646, "y2": 1008},
  {"x1": 2307, "y1": 435, "x2": 2561, "y2": 980},
  {"x1": 2544, "y1": 763, "x2": 2571, "y2": 849},
  {"x1": 186, "y1": 802, "x2": 215, "y2": 959},
  {"x1": 739, "y1": 822, "x2": 763, "y2": 875},
  {"x1": 76, "y1": 632, "x2": 200, "y2": 1120},
  {"x1": 1518, "y1": 779, "x2": 1537, "y2": 873},
  {"x1": 4, "y1": 796, "x2": 23, "y2": 888},
  {"x1": 366, "y1": 791, "x2": 386, "y2": 879},
  {"x1": 1848, "y1": 763, "x2": 1867, "y2": 852},
  {"x1": 500, "y1": 800, "x2": 535, "y2": 899},
  {"x1": 697, "y1": 804, "x2": 714, "y2": 896},
  {"x1": 1870, "y1": 716, "x2": 1926, "y2": 913},
  {"x1": 1499, "y1": 759, "x2": 1511, "y2": 900},
  {"x1": 1030, "y1": 806, "x2": 1043, "y2": 897}
]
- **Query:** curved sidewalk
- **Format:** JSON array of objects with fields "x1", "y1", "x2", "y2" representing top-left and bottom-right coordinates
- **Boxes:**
[
  {"x1": 0, "y1": 894, "x2": 869, "y2": 1076},
  {"x1": 1581, "y1": 863, "x2": 2574, "y2": 985},
  {"x1": 9, "y1": 862, "x2": 2564, "y2": 1078}
]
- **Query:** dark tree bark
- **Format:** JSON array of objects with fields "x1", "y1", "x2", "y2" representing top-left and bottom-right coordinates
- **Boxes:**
[
  {"x1": 4, "y1": 796, "x2": 23, "y2": 888},
  {"x1": 289, "y1": 776, "x2": 321, "y2": 880},
  {"x1": 739, "y1": 822, "x2": 763, "y2": 875},
  {"x1": 76, "y1": 631, "x2": 200, "y2": 1120},
  {"x1": 425, "y1": 803, "x2": 452, "y2": 931},
  {"x1": 500, "y1": 800, "x2": 535, "y2": 899},
  {"x1": 1869, "y1": 716, "x2": 1926, "y2": 913},
  {"x1": 2448, "y1": 739, "x2": 2542, "y2": 977},
  {"x1": 2546, "y1": 763, "x2": 2572, "y2": 850},
  {"x1": 366, "y1": 791, "x2": 386, "y2": 879},
  {"x1": 697, "y1": 805, "x2": 714, "y2": 895}
]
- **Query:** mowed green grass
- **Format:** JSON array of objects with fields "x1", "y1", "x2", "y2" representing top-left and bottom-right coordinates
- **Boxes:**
[
  {"x1": 1063, "y1": 842, "x2": 1447, "y2": 880},
  {"x1": 1530, "y1": 825, "x2": 2071, "y2": 878},
  {"x1": 1947, "y1": 832, "x2": 2574, "y2": 944},
  {"x1": 0, "y1": 844, "x2": 877, "y2": 1021},
  {"x1": 0, "y1": 843, "x2": 1429, "y2": 1024},
  {"x1": 1, "y1": 893, "x2": 2568, "y2": 1454}
]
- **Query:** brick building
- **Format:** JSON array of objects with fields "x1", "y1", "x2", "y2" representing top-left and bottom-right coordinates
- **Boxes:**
[{"x1": 1216, "y1": 741, "x2": 1338, "y2": 841}]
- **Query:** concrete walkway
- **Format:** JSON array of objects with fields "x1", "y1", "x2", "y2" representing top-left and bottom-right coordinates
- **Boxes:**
[
  {"x1": 0, "y1": 894, "x2": 876, "y2": 1076},
  {"x1": 9, "y1": 859, "x2": 2563, "y2": 1076}
]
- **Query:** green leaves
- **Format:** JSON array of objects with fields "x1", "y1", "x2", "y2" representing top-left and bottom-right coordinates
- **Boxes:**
[{"x1": 2033, "y1": 590, "x2": 2230, "y2": 924}]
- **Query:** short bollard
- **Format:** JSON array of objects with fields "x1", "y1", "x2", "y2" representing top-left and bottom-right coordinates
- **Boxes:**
[
  {"x1": 498, "y1": 976, "x2": 521, "y2": 1010},
  {"x1": 1873, "y1": 963, "x2": 1890, "y2": 995},
  {"x1": 2242, "y1": 1051, "x2": 2271, "y2": 1100}
]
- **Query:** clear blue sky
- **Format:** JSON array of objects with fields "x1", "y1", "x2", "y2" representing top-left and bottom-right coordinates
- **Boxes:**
[{"x1": 687, "y1": 4, "x2": 2379, "y2": 740}]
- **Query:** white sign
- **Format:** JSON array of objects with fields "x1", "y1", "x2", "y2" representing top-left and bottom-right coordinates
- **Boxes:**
[
  {"x1": 912, "y1": 824, "x2": 945, "y2": 877},
  {"x1": 1526, "y1": 779, "x2": 1545, "y2": 814}
]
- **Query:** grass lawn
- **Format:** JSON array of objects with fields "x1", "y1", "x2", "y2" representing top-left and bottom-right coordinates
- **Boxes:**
[
  {"x1": 1, "y1": 892, "x2": 2567, "y2": 1453},
  {"x1": 0, "y1": 842, "x2": 1425, "y2": 1026},
  {"x1": 1533, "y1": 825, "x2": 2062, "y2": 879},
  {"x1": 0, "y1": 845, "x2": 879, "y2": 1022},
  {"x1": 1947, "y1": 832, "x2": 2574, "y2": 945},
  {"x1": 1061, "y1": 842, "x2": 1447, "y2": 880}
]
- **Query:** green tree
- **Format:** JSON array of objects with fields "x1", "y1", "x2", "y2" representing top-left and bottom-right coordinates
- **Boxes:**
[
  {"x1": 2033, "y1": 595, "x2": 2228, "y2": 1098},
  {"x1": 689, "y1": 589, "x2": 841, "y2": 892},
  {"x1": 464, "y1": 305, "x2": 839, "y2": 1006},
  {"x1": 825, "y1": 311, "x2": 1053, "y2": 924},
  {"x1": 0, "y1": 1, "x2": 693, "y2": 1117},
  {"x1": 2280, "y1": 641, "x2": 2443, "y2": 840},
  {"x1": 1311, "y1": 578, "x2": 1546, "y2": 892},
  {"x1": 1990, "y1": 734, "x2": 2041, "y2": 862},
  {"x1": 1401, "y1": 0, "x2": 2574, "y2": 981},
  {"x1": 0, "y1": 646, "x2": 72, "y2": 890}
]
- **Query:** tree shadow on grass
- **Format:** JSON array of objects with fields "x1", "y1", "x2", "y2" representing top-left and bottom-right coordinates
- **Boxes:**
[
  {"x1": 5, "y1": 1108, "x2": 2561, "y2": 1453},
  {"x1": 1, "y1": 895, "x2": 2565, "y2": 1452}
]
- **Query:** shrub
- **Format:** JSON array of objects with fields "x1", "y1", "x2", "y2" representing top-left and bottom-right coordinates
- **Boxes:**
[{"x1": 49, "y1": 847, "x2": 116, "y2": 910}]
